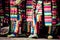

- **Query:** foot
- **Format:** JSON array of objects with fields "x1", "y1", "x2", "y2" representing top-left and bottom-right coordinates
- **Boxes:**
[
  {"x1": 8, "y1": 34, "x2": 15, "y2": 37},
  {"x1": 48, "y1": 35, "x2": 53, "y2": 39},
  {"x1": 29, "y1": 34, "x2": 38, "y2": 38}
]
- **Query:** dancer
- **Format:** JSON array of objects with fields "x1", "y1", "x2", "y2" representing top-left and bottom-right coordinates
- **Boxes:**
[{"x1": 8, "y1": 0, "x2": 22, "y2": 37}]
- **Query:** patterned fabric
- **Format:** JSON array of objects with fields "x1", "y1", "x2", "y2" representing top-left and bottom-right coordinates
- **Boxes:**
[
  {"x1": 44, "y1": 1, "x2": 52, "y2": 26},
  {"x1": 52, "y1": 0, "x2": 57, "y2": 25},
  {"x1": 0, "y1": 0, "x2": 9, "y2": 35}
]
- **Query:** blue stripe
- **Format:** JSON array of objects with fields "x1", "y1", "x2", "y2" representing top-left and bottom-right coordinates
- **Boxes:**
[
  {"x1": 31, "y1": 27, "x2": 34, "y2": 34},
  {"x1": 10, "y1": 16, "x2": 17, "y2": 18},
  {"x1": 34, "y1": 17, "x2": 37, "y2": 25},
  {"x1": 26, "y1": 4, "x2": 32, "y2": 6},
  {"x1": 44, "y1": 10, "x2": 51, "y2": 12},
  {"x1": 45, "y1": 22, "x2": 51, "y2": 23},
  {"x1": 45, "y1": 22, "x2": 52, "y2": 24},
  {"x1": 44, "y1": 11, "x2": 51, "y2": 13},
  {"x1": 10, "y1": 17, "x2": 17, "y2": 18},
  {"x1": 17, "y1": 15, "x2": 20, "y2": 20},
  {"x1": 14, "y1": 22, "x2": 16, "y2": 32}
]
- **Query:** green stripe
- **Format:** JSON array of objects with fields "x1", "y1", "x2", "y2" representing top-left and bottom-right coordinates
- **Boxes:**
[
  {"x1": 38, "y1": 12, "x2": 42, "y2": 14},
  {"x1": 52, "y1": 16, "x2": 56, "y2": 19},
  {"x1": 38, "y1": 1, "x2": 42, "y2": 4},
  {"x1": 45, "y1": 24, "x2": 52, "y2": 26},
  {"x1": 0, "y1": 16, "x2": 4, "y2": 18},
  {"x1": 44, "y1": 3, "x2": 51, "y2": 6},
  {"x1": 44, "y1": 13, "x2": 52, "y2": 16},
  {"x1": 5, "y1": 14, "x2": 9, "y2": 16},
  {"x1": 26, "y1": 6, "x2": 33, "y2": 9},
  {"x1": 37, "y1": 13, "x2": 42, "y2": 15},
  {"x1": 53, "y1": 6, "x2": 57, "y2": 8}
]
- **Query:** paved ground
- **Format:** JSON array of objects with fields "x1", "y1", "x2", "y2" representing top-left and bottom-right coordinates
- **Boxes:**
[{"x1": 0, "y1": 37, "x2": 60, "y2": 40}]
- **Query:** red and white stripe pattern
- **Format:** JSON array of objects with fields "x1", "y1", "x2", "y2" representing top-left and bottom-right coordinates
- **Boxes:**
[
  {"x1": 10, "y1": 7, "x2": 17, "y2": 15},
  {"x1": 26, "y1": 16, "x2": 33, "y2": 21},
  {"x1": 52, "y1": 0, "x2": 57, "y2": 25},
  {"x1": 10, "y1": 0, "x2": 18, "y2": 33},
  {"x1": 44, "y1": 1, "x2": 52, "y2": 26},
  {"x1": 44, "y1": 16, "x2": 52, "y2": 22},
  {"x1": 26, "y1": 9, "x2": 33, "y2": 15},
  {"x1": 26, "y1": 0, "x2": 33, "y2": 22}
]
